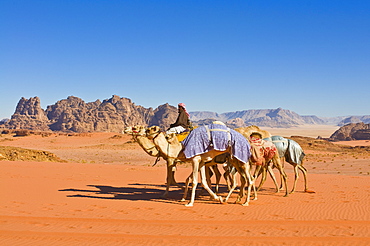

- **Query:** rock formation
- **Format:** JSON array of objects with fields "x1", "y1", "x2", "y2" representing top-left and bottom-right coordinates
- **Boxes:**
[
  {"x1": 6, "y1": 97, "x2": 50, "y2": 131},
  {"x1": 6, "y1": 95, "x2": 178, "y2": 133},
  {"x1": 330, "y1": 122, "x2": 370, "y2": 141}
]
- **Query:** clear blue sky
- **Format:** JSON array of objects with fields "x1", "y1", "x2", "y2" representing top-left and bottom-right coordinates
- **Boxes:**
[{"x1": 1, "y1": 0, "x2": 369, "y2": 119}]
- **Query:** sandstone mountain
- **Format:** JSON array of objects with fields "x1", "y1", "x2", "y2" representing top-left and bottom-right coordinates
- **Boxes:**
[
  {"x1": 5, "y1": 96, "x2": 177, "y2": 133},
  {"x1": 3, "y1": 95, "x2": 369, "y2": 133},
  {"x1": 330, "y1": 122, "x2": 370, "y2": 140},
  {"x1": 5, "y1": 97, "x2": 50, "y2": 131}
]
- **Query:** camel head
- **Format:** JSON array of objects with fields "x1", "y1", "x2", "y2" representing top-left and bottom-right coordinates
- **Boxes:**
[
  {"x1": 123, "y1": 125, "x2": 146, "y2": 136},
  {"x1": 146, "y1": 126, "x2": 162, "y2": 139}
]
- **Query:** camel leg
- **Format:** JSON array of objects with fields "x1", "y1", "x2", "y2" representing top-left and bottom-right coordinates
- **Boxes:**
[
  {"x1": 279, "y1": 157, "x2": 286, "y2": 189},
  {"x1": 199, "y1": 164, "x2": 222, "y2": 203},
  {"x1": 253, "y1": 164, "x2": 261, "y2": 179},
  {"x1": 223, "y1": 168, "x2": 231, "y2": 191},
  {"x1": 298, "y1": 162, "x2": 308, "y2": 192},
  {"x1": 272, "y1": 157, "x2": 289, "y2": 197},
  {"x1": 231, "y1": 160, "x2": 252, "y2": 205},
  {"x1": 185, "y1": 157, "x2": 200, "y2": 207},
  {"x1": 180, "y1": 173, "x2": 192, "y2": 202},
  {"x1": 290, "y1": 164, "x2": 300, "y2": 194},
  {"x1": 225, "y1": 161, "x2": 244, "y2": 203},
  {"x1": 162, "y1": 161, "x2": 172, "y2": 198},
  {"x1": 162, "y1": 158, "x2": 179, "y2": 198},
  {"x1": 235, "y1": 171, "x2": 246, "y2": 204},
  {"x1": 266, "y1": 165, "x2": 280, "y2": 192},
  {"x1": 224, "y1": 171, "x2": 238, "y2": 202},
  {"x1": 223, "y1": 164, "x2": 235, "y2": 191},
  {"x1": 257, "y1": 165, "x2": 267, "y2": 191},
  {"x1": 169, "y1": 158, "x2": 182, "y2": 188},
  {"x1": 211, "y1": 165, "x2": 222, "y2": 193},
  {"x1": 242, "y1": 162, "x2": 256, "y2": 206}
]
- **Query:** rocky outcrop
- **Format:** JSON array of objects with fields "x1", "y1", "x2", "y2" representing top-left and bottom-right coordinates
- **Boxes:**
[
  {"x1": 6, "y1": 97, "x2": 50, "y2": 131},
  {"x1": 45, "y1": 95, "x2": 157, "y2": 132},
  {"x1": 330, "y1": 122, "x2": 370, "y2": 141},
  {"x1": 6, "y1": 95, "x2": 178, "y2": 133},
  {"x1": 149, "y1": 103, "x2": 178, "y2": 129}
]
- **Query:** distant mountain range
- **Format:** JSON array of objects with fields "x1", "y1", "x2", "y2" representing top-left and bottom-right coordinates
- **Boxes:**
[
  {"x1": 189, "y1": 108, "x2": 370, "y2": 128},
  {"x1": 1, "y1": 95, "x2": 369, "y2": 132}
]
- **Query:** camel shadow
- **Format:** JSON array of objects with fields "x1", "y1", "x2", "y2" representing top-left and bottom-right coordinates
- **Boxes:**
[{"x1": 59, "y1": 183, "x2": 187, "y2": 203}]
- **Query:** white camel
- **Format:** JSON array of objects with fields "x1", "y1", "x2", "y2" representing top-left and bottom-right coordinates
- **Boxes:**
[
  {"x1": 262, "y1": 136, "x2": 310, "y2": 193},
  {"x1": 123, "y1": 125, "x2": 183, "y2": 198},
  {"x1": 146, "y1": 122, "x2": 256, "y2": 207}
]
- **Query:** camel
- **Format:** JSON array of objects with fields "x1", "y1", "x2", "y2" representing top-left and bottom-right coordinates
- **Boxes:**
[
  {"x1": 262, "y1": 136, "x2": 309, "y2": 193},
  {"x1": 234, "y1": 126, "x2": 289, "y2": 196},
  {"x1": 146, "y1": 122, "x2": 256, "y2": 207},
  {"x1": 123, "y1": 125, "x2": 183, "y2": 198},
  {"x1": 248, "y1": 132, "x2": 289, "y2": 196}
]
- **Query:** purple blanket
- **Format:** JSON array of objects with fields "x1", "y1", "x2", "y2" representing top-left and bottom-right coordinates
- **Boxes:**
[{"x1": 181, "y1": 122, "x2": 251, "y2": 164}]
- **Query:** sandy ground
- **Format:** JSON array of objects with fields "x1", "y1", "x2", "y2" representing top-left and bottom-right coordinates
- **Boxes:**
[
  {"x1": 1, "y1": 126, "x2": 369, "y2": 245},
  {"x1": 261, "y1": 124, "x2": 340, "y2": 138}
]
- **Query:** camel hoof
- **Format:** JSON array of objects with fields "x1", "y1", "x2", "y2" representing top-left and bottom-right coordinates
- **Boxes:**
[
  {"x1": 283, "y1": 193, "x2": 289, "y2": 197},
  {"x1": 217, "y1": 196, "x2": 223, "y2": 204},
  {"x1": 234, "y1": 200, "x2": 242, "y2": 205},
  {"x1": 185, "y1": 203, "x2": 193, "y2": 207},
  {"x1": 180, "y1": 198, "x2": 186, "y2": 202},
  {"x1": 242, "y1": 202, "x2": 249, "y2": 207}
]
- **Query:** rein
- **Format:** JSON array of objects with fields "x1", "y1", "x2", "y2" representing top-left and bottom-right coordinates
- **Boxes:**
[
  {"x1": 131, "y1": 132, "x2": 161, "y2": 165},
  {"x1": 146, "y1": 129, "x2": 166, "y2": 167},
  {"x1": 147, "y1": 129, "x2": 174, "y2": 167}
]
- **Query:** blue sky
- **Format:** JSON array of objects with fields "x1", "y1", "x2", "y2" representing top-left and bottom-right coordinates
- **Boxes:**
[{"x1": 1, "y1": 0, "x2": 369, "y2": 119}]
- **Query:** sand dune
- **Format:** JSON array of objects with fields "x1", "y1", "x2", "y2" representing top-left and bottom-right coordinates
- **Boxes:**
[{"x1": 0, "y1": 131, "x2": 369, "y2": 245}]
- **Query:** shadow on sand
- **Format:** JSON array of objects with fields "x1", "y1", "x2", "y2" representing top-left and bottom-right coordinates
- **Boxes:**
[
  {"x1": 59, "y1": 183, "x2": 236, "y2": 204},
  {"x1": 59, "y1": 183, "x2": 190, "y2": 203}
]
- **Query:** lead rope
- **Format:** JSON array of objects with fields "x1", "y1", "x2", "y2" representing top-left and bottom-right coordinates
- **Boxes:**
[{"x1": 152, "y1": 155, "x2": 161, "y2": 167}]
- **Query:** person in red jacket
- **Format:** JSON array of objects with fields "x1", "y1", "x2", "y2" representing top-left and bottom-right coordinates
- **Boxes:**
[{"x1": 166, "y1": 103, "x2": 191, "y2": 134}]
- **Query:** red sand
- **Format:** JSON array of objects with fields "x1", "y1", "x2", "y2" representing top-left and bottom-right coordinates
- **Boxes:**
[{"x1": 1, "y1": 131, "x2": 369, "y2": 245}]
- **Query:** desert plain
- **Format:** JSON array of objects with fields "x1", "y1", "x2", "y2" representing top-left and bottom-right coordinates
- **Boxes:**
[{"x1": 0, "y1": 124, "x2": 369, "y2": 245}]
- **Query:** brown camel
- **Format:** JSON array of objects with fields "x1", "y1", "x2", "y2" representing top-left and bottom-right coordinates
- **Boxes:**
[{"x1": 235, "y1": 126, "x2": 289, "y2": 196}]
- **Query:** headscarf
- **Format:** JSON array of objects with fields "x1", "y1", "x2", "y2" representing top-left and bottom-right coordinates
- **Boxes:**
[{"x1": 178, "y1": 103, "x2": 190, "y2": 118}]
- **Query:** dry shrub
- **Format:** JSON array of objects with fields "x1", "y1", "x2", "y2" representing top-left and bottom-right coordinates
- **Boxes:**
[
  {"x1": 14, "y1": 129, "x2": 30, "y2": 137},
  {"x1": 0, "y1": 146, "x2": 66, "y2": 162},
  {"x1": 110, "y1": 134, "x2": 123, "y2": 139}
]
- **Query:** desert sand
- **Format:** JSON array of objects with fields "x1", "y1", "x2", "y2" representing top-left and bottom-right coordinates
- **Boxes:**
[{"x1": 1, "y1": 126, "x2": 369, "y2": 245}]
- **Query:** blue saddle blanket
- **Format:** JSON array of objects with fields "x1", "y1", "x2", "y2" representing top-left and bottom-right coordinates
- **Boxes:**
[
  {"x1": 181, "y1": 122, "x2": 251, "y2": 164},
  {"x1": 264, "y1": 136, "x2": 305, "y2": 165}
]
